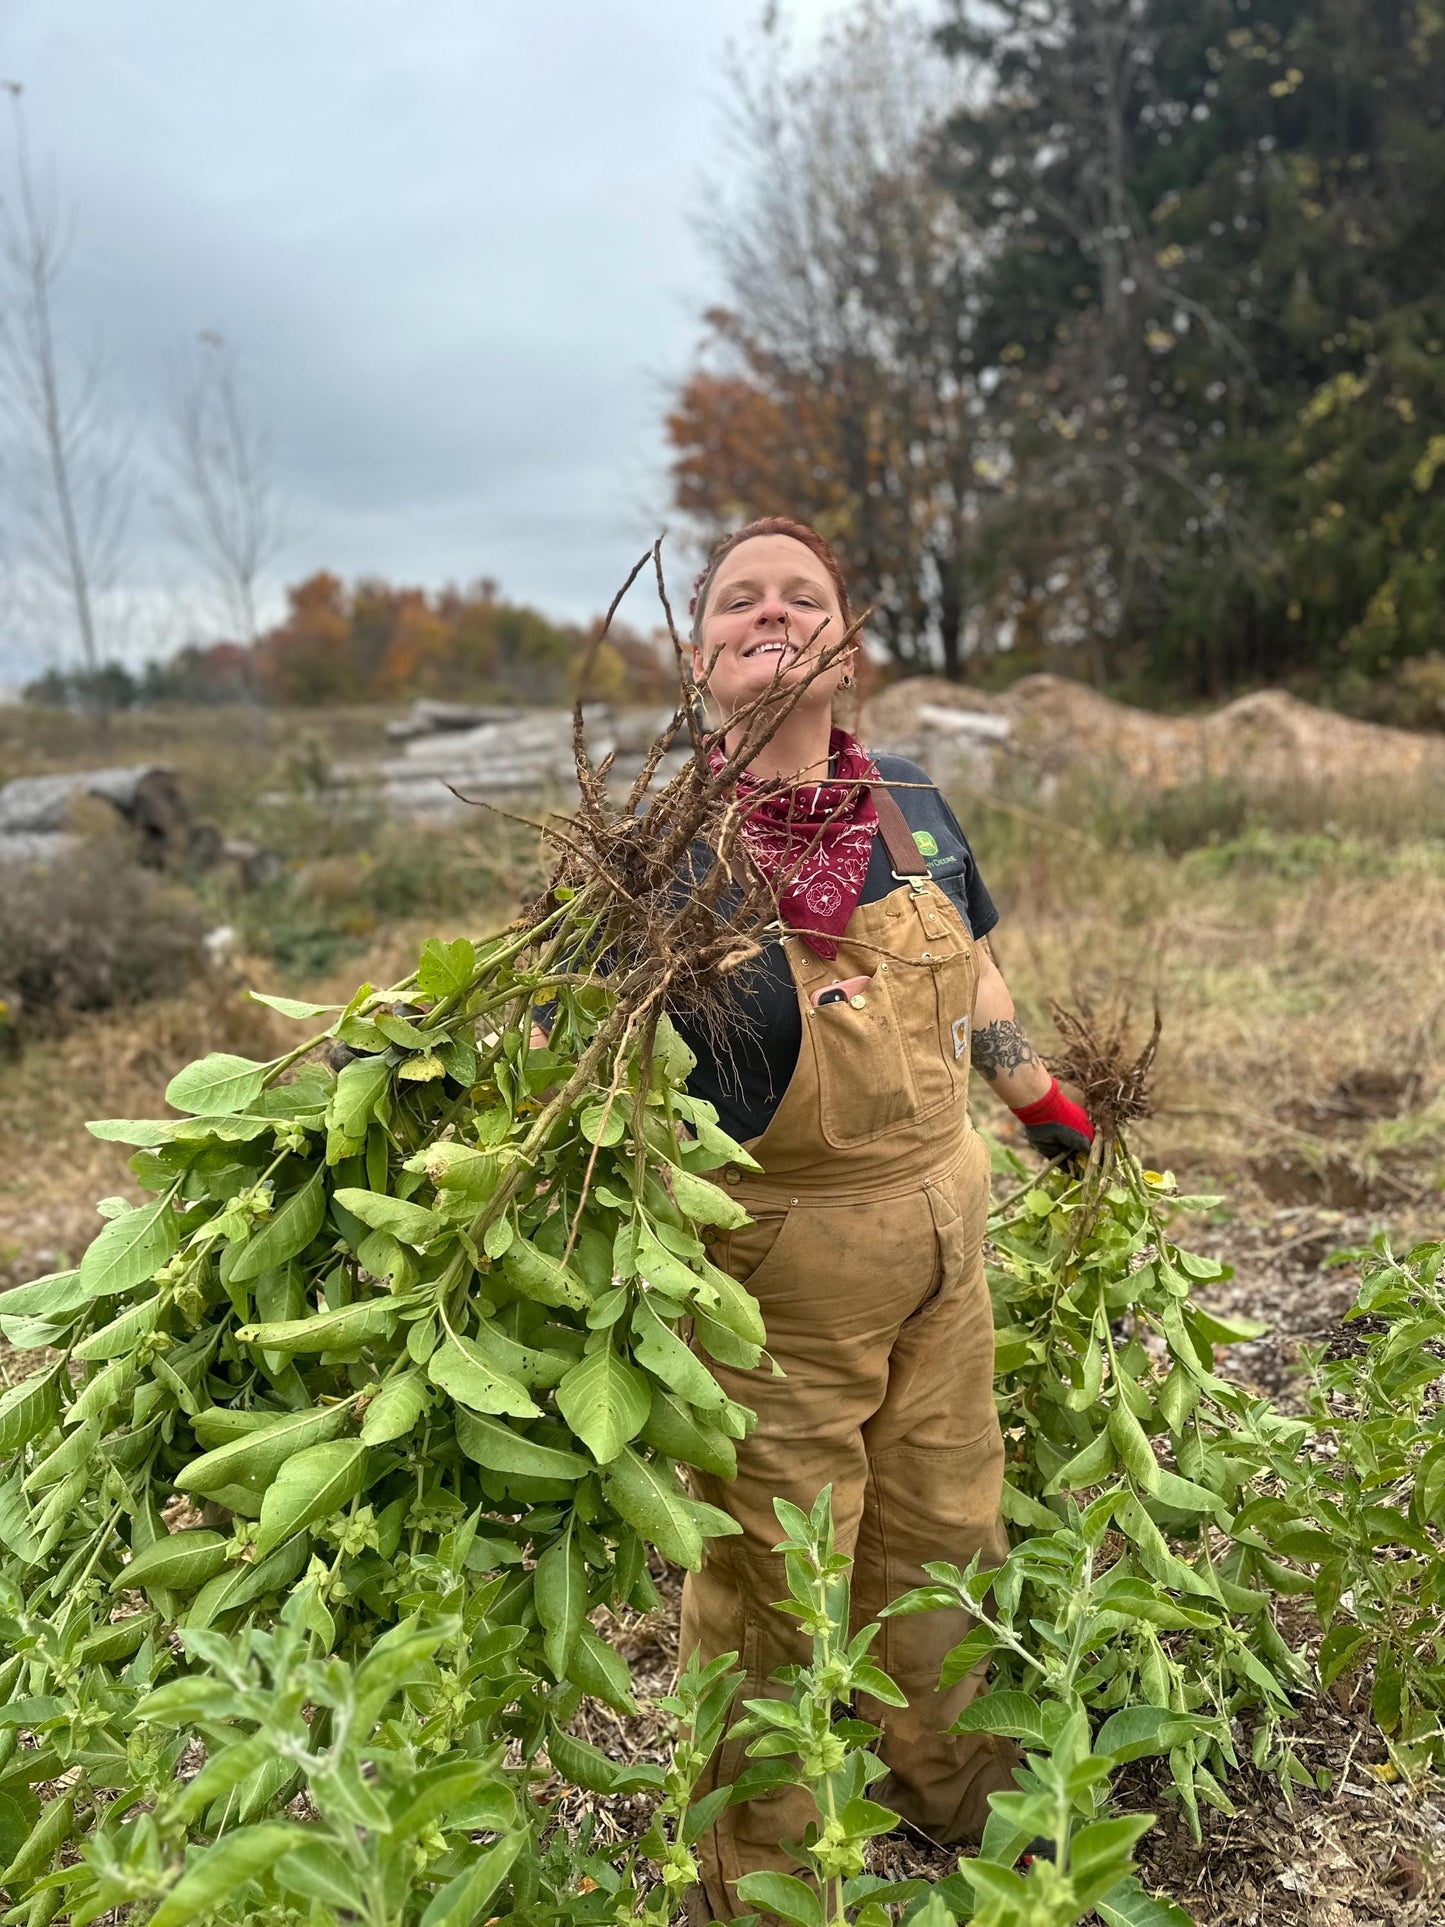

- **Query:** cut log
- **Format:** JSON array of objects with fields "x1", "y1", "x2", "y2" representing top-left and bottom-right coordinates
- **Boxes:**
[
  {"x1": 384, "y1": 699, "x2": 522, "y2": 741},
  {"x1": 0, "y1": 764, "x2": 229, "y2": 868}
]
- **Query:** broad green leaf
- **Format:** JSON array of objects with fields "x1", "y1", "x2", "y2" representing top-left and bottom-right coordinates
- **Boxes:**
[
  {"x1": 631, "y1": 1298, "x2": 728, "y2": 1410},
  {"x1": 579, "y1": 1101, "x2": 625, "y2": 1146},
  {"x1": 571, "y1": 1624, "x2": 637, "y2": 1715},
  {"x1": 1095, "y1": 1705, "x2": 1197, "y2": 1764},
  {"x1": 555, "y1": 1345, "x2": 650, "y2": 1463},
  {"x1": 1069, "y1": 1816, "x2": 1157, "y2": 1905},
  {"x1": 1318, "y1": 1622, "x2": 1371, "y2": 1691},
  {"x1": 640, "y1": 1385, "x2": 737, "y2": 1479},
  {"x1": 360, "y1": 1370, "x2": 429, "y2": 1444},
  {"x1": 248, "y1": 991, "x2": 338, "y2": 1020},
  {"x1": 668, "y1": 1164, "x2": 750, "y2": 1229},
  {"x1": 178, "y1": 1403, "x2": 353, "y2": 1498},
  {"x1": 949, "y1": 1691, "x2": 1051, "y2": 1746},
  {"x1": 0, "y1": 1365, "x2": 61, "y2": 1455},
  {"x1": 417, "y1": 936, "x2": 478, "y2": 1003},
  {"x1": 149, "y1": 1821, "x2": 306, "y2": 1927},
  {"x1": 632, "y1": 1220, "x2": 704, "y2": 1299},
  {"x1": 1110, "y1": 1403, "x2": 1224, "y2": 1517},
  {"x1": 502, "y1": 1236, "x2": 591, "y2": 1311},
  {"x1": 0, "y1": 1696, "x2": 62, "y2": 1729},
  {"x1": 117, "y1": 1530, "x2": 231, "y2": 1594},
  {"x1": 238, "y1": 1297, "x2": 401, "y2": 1354},
  {"x1": 391, "y1": 1764, "x2": 509, "y2": 1842},
  {"x1": 171, "y1": 1113, "x2": 275, "y2": 1143},
  {"x1": 1415, "y1": 1443, "x2": 1445, "y2": 1523},
  {"x1": 1096, "y1": 1875, "x2": 1196, "y2": 1927},
  {"x1": 229, "y1": 1173, "x2": 326, "y2": 1281},
  {"x1": 333, "y1": 1186, "x2": 444, "y2": 1247},
  {"x1": 546, "y1": 1725, "x2": 664, "y2": 1797},
  {"x1": 398, "y1": 1050, "x2": 447, "y2": 1081},
  {"x1": 463, "y1": 1318, "x2": 573, "y2": 1388},
  {"x1": 733, "y1": 1872, "x2": 824, "y2": 1927},
  {"x1": 535, "y1": 1523, "x2": 587, "y2": 1681},
  {"x1": 85, "y1": 1118, "x2": 175, "y2": 1145},
  {"x1": 165, "y1": 1053, "x2": 270, "y2": 1118},
  {"x1": 1047, "y1": 1426, "x2": 1116, "y2": 1494},
  {"x1": 183, "y1": 1536, "x2": 310, "y2": 1630},
  {"x1": 692, "y1": 1304, "x2": 763, "y2": 1370},
  {"x1": 325, "y1": 1054, "x2": 392, "y2": 1164},
  {"x1": 601, "y1": 1445, "x2": 704, "y2": 1568},
  {"x1": 407, "y1": 1141, "x2": 499, "y2": 1203},
  {"x1": 0, "y1": 1472, "x2": 41, "y2": 1564},
  {"x1": 429, "y1": 1334, "x2": 541, "y2": 1419},
  {"x1": 0, "y1": 1790, "x2": 70, "y2": 1888},
  {"x1": 0, "y1": 1268, "x2": 89, "y2": 1321},
  {"x1": 73, "y1": 1297, "x2": 161, "y2": 1361},
  {"x1": 455, "y1": 1409, "x2": 589, "y2": 1481},
  {"x1": 419, "y1": 1832, "x2": 523, "y2": 1927},
  {"x1": 937, "y1": 1624, "x2": 997, "y2": 1691},
  {"x1": 78, "y1": 1194, "x2": 178, "y2": 1301},
  {"x1": 273, "y1": 1839, "x2": 366, "y2": 1914},
  {"x1": 1116, "y1": 1493, "x2": 1222, "y2": 1601},
  {"x1": 253, "y1": 1440, "x2": 369, "y2": 1559},
  {"x1": 1188, "y1": 1306, "x2": 1268, "y2": 1345}
]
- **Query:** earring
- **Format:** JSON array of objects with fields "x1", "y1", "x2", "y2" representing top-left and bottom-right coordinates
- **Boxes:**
[{"x1": 840, "y1": 672, "x2": 854, "y2": 689}]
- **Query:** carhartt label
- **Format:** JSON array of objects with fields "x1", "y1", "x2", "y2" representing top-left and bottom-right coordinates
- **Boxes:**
[{"x1": 951, "y1": 1014, "x2": 970, "y2": 1060}]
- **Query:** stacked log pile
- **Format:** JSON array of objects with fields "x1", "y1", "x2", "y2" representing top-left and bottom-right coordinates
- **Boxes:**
[
  {"x1": 0, "y1": 766, "x2": 200, "y2": 869},
  {"x1": 379, "y1": 702, "x2": 689, "y2": 818}
]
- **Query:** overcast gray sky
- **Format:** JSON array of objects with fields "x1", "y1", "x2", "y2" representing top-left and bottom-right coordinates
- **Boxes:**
[{"x1": 0, "y1": 0, "x2": 851, "y2": 678}]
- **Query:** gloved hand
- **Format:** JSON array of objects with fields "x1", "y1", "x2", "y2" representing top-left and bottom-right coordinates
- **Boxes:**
[{"x1": 1010, "y1": 1077, "x2": 1094, "y2": 1158}]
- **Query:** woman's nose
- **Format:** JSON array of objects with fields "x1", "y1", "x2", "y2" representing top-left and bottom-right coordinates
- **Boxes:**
[{"x1": 753, "y1": 593, "x2": 788, "y2": 627}]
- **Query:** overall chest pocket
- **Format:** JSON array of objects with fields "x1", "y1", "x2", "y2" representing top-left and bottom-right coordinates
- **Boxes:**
[{"x1": 803, "y1": 890, "x2": 976, "y2": 1150}]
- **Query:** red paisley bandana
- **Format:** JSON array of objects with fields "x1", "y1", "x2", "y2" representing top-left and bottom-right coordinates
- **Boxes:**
[{"x1": 709, "y1": 727, "x2": 881, "y2": 959}]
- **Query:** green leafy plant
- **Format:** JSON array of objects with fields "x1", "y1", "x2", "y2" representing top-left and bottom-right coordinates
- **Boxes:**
[
  {"x1": 1234, "y1": 1233, "x2": 1445, "y2": 1776},
  {"x1": 0, "y1": 582, "x2": 872, "y2": 1925},
  {"x1": 977, "y1": 1142, "x2": 1317, "y2": 1828}
]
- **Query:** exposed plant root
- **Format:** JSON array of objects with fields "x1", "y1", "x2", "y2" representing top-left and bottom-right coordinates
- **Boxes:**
[{"x1": 1048, "y1": 995, "x2": 1162, "y2": 1144}]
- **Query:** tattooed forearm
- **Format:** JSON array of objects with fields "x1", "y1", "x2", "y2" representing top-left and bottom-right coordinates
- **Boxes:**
[{"x1": 972, "y1": 1017, "x2": 1041, "y2": 1081}]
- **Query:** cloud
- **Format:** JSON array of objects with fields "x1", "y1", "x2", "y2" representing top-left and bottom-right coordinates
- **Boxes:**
[{"x1": 0, "y1": 0, "x2": 852, "y2": 676}]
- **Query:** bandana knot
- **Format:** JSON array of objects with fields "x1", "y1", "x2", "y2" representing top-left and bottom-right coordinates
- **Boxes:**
[{"x1": 709, "y1": 728, "x2": 881, "y2": 959}]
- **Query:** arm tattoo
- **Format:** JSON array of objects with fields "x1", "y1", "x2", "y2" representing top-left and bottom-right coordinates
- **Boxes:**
[{"x1": 972, "y1": 1017, "x2": 1040, "y2": 1081}]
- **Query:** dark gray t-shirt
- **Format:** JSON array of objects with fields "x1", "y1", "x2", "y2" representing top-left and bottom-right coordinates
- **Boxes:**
[{"x1": 674, "y1": 756, "x2": 998, "y2": 1144}]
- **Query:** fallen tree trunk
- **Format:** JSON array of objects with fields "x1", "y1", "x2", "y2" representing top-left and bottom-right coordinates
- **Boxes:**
[{"x1": 0, "y1": 764, "x2": 196, "y2": 866}]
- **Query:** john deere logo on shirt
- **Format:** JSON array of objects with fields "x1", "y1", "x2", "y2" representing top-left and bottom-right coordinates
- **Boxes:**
[{"x1": 913, "y1": 830, "x2": 939, "y2": 858}]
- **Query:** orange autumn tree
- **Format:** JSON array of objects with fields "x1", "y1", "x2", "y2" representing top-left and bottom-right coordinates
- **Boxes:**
[{"x1": 251, "y1": 573, "x2": 672, "y2": 707}]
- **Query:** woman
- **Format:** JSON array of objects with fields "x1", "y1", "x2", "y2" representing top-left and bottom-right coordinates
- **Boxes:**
[{"x1": 671, "y1": 518, "x2": 1093, "y2": 1921}]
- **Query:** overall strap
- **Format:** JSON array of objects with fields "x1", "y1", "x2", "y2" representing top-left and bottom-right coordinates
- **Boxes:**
[{"x1": 869, "y1": 782, "x2": 929, "y2": 879}]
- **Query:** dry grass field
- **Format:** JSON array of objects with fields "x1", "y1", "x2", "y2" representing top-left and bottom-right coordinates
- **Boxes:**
[
  {"x1": 2, "y1": 700, "x2": 1440, "y2": 1291},
  {"x1": 1, "y1": 701, "x2": 1442, "y2": 1924}
]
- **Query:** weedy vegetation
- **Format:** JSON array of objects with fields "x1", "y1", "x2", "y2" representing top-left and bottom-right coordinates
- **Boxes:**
[{"x1": 0, "y1": 555, "x2": 1442, "y2": 1924}]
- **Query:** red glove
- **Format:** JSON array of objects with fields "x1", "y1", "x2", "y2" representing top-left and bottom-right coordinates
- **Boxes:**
[{"x1": 1011, "y1": 1078, "x2": 1094, "y2": 1158}]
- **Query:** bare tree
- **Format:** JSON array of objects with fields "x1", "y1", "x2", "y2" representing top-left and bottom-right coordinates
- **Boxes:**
[
  {"x1": 161, "y1": 331, "x2": 289, "y2": 648},
  {"x1": 673, "y1": 3, "x2": 999, "y2": 677},
  {"x1": 0, "y1": 83, "x2": 131, "y2": 711}
]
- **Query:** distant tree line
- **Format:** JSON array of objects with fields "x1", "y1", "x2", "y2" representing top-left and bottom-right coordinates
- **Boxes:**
[
  {"x1": 669, "y1": 0, "x2": 1445, "y2": 708},
  {"x1": 24, "y1": 572, "x2": 674, "y2": 711}
]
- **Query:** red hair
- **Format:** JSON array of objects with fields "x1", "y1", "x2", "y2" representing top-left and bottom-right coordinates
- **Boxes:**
[{"x1": 689, "y1": 516, "x2": 852, "y2": 638}]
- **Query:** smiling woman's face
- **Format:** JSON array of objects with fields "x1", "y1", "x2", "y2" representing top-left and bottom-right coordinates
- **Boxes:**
[{"x1": 691, "y1": 532, "x2": 851, "y2": 725}]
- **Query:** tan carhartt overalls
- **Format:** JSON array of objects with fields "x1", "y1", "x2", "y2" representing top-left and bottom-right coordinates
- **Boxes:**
[{"x1": 681, "y1": 789, "x2": 1014, "y2": 1920}]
